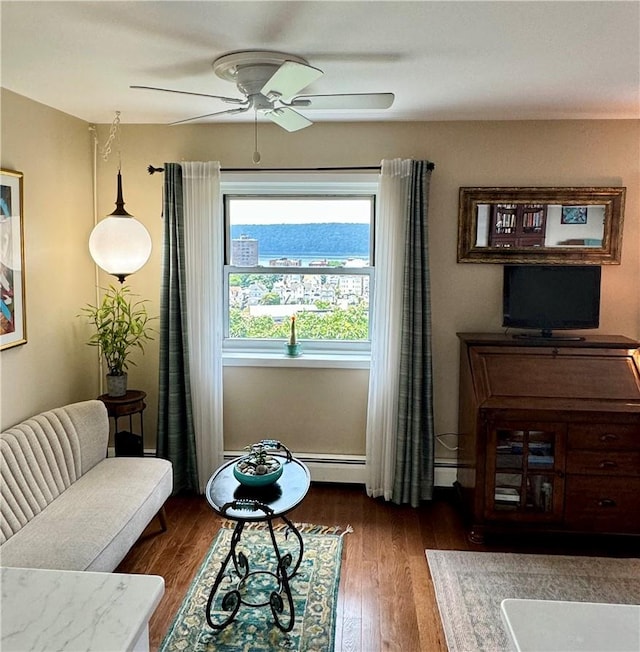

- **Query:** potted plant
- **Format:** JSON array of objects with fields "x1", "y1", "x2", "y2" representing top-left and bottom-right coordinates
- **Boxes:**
[
  {"x1": 80, "y1": 285, "x2": 155, "y2": 397},
  {"x1": 233, "y1": 440, "x2": 292, "y2": 487},
  {"x1": 285, "y1": 314, "x2": 300, "y2": 357}
]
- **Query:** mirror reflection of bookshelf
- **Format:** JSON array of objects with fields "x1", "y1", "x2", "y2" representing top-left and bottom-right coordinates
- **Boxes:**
[{"x1": 490, "y1": 204, "x2": 547, "y2": 248}]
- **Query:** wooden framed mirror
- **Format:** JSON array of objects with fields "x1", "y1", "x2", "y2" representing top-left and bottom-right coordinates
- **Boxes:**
[{"x1": 457, "y1": 187, "x2": 626, "y2": 264}]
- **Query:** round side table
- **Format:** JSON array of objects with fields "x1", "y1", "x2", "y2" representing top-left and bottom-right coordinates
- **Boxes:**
[
  {"x1": 97, "y1": 390, "x2": 146, "y2": 456},
  {"x1": 204, "y1": 454, "x2": 311, "y2": 633}
]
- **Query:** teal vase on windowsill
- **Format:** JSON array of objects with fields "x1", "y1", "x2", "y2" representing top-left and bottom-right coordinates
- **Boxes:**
[{"x1": 285, "y1": 343, "x2": 301, "y2": 357}]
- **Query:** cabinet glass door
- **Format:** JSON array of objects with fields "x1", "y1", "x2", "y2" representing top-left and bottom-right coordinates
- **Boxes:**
[{"x1": 487, "y1": 424, "x2": 564, "y2": 520}]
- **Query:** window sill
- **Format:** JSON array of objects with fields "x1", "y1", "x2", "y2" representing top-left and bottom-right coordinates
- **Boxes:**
[{"x1": 222, "y1": 350, "x2": 370, "y2": 369}]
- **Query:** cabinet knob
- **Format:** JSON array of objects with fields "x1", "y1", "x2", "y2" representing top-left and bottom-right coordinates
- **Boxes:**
[
  {"x1": 598, "y1": 460, "x2": 618, "y2": 469},
  {"x1": 599, "y1": 433, "x2": 619, "y2": 442},
  {"x1": 597, "y1": 498, "x2": 617, "y2": 508}
]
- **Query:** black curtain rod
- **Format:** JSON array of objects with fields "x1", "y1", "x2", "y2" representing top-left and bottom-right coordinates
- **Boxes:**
[{"x1": 147, "y1": 162, "x2": 435, "y2": 175}]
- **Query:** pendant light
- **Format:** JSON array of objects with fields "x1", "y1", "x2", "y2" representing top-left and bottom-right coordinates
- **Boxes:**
[{"x1": 89, "y1": 112, "x2": 152, "y2": 283}]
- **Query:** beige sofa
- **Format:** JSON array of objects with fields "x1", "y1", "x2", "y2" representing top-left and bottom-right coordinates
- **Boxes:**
[{"x1": 0, "y1": 400, "x2": 172, "y2": 571}]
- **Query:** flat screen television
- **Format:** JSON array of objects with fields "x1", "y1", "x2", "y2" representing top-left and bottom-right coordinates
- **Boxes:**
[{"x1": 503, "y1": 265, "x2": 601, "y2": 339}]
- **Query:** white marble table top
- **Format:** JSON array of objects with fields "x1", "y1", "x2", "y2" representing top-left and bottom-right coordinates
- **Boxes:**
[
  {"x1": 1, "y1": 566, "x2": 164, "y2": 652},
  {"x1": 501, "y1": 598, "x2": 640, "y2": 652}
]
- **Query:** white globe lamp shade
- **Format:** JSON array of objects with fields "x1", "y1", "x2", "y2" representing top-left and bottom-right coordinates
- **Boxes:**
[
  {"x1": 89, "y1": 170, "x2": 152, "y2": 282},
  {"x1": 89, "y1": 216, "x2": 152, "y2": 283}
]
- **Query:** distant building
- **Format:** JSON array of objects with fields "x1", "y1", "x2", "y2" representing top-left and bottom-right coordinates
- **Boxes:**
[
  {"x1": 231, "y1": 235, "x2": 259, "y2": 266},
  {"x1": 246, "y1": 282, "x2": 267, "y2": 305},
  {"x1": 268, "y1": 257, "x2": 301, "y2": 267}
]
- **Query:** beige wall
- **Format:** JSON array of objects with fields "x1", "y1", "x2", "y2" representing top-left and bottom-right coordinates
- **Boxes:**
[
  {"x1": 3, "y1": 90, "x2": 639, "y2": 463},
  {"x1": 1, "y1": 89, "x2": 97, "y2": 429}
]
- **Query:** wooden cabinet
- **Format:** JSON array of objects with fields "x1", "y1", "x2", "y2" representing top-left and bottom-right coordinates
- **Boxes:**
[
  {"x1": 456, "y1": 333, "x2": 640, "y2": 543},
  {"x1": 489, "y1": 204, "x2": 546, "y2": 248}
]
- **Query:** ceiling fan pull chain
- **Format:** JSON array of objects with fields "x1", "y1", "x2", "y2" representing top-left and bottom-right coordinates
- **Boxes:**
[{"x1": 253, "y1": 110, "x2": 261, "y2": 164}]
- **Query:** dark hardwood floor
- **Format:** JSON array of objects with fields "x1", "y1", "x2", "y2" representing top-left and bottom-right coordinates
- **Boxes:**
[{"x1": 117, "y1": 483, "x2": 637, "y2": 652}]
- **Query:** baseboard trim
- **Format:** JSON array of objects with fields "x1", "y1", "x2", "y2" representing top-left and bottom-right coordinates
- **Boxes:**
[
  {"x1": 223, "y1": 451, "x2": 457, "y2": 487},
  {"x1": 118, "y1": 449, "x2": 457, "y2": 488}
]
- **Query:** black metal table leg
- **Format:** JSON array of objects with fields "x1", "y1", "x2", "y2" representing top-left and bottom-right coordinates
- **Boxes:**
[{"x1": 204, "y1": 501, "x2": 305, "y2": 633}]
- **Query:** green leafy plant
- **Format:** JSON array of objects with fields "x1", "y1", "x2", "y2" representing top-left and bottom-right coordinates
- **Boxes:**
[{"x1": 80, "y1": 285, "x2": 155, "y2": 376}]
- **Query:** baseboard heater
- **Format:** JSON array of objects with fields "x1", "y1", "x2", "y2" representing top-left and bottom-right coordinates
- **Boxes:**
[
  {"x1": 115, "y1": 448, "x2": 457, "y2": 488},
  {"x1": 223, "y1": 451, "x2": 457, "y2": 487}
]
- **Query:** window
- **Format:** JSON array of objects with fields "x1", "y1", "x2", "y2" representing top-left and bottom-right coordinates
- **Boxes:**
[{"x1": 222, "y1": 173, "x2": 377, "y2": 361}]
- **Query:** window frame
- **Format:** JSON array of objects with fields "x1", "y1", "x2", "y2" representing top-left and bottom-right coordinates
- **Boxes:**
[{"x1": 221, "y1": 172, "x2": 378, "y2": 365}]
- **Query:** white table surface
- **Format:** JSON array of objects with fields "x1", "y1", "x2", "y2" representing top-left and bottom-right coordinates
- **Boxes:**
[
  {"x1": 501, "y1": 598, "x2": 640, "y2": 652},
  {"x1": 1, "y1": 566, "x2": 164, "y2": 652}
]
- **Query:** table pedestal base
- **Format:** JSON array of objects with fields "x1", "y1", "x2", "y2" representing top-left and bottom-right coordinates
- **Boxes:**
[{"x1": 206, "y1": 502, "x2": 304, "y2": 633}]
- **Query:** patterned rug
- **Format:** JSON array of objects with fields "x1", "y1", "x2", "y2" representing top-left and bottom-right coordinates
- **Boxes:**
[
  {"x1": 426, "y1": 550, "x2": 640, "y2": 652},
  {"x1": 159, "y1": 522, "x2": 348, "y2": 652}
]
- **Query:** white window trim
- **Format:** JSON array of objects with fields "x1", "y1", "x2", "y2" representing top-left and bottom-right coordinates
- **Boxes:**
[{"x1": 221, "y1": 172, "x2": 378, "y2": 368}]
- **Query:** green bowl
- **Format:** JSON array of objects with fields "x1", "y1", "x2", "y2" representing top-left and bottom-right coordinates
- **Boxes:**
[{"x1": 233, "y1": 461, "x2": 283, "y2": 487}]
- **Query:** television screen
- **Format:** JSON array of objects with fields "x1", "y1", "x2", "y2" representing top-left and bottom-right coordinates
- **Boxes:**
[{"x1": 503, "y1": 265, "x2": 601, "y2": 337}]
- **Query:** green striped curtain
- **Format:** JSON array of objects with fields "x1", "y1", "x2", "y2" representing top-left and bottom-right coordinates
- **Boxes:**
[
  {"x1": 156, "y1": 163, "x2": 199, "y2": 494},
  {"x1": 392, "y1": 160, "x2": 434, "y2": 506}
]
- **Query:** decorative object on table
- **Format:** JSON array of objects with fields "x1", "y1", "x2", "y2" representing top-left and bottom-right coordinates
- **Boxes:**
[
  {"x1": 158, "y1": 521, "x2": 349, "y2": 652},
  {"x1": 285, "y1": 314, "x2": 301, "y2": 357},
  {"x1": 89, "y1": 111, "x2": 152, "y2": 283},
  {"x1": 0, "y1": 169, "x2": 27, "y2": 351},
  {"x1": 80, "y1": 285, "x2": 155, "y2": 397},
  {"x1": 426, "y1": 550, "x2": 640, "y2": 652},
  {"x1": 233, "y1": 439, "x2": 293, "y2": 487}
]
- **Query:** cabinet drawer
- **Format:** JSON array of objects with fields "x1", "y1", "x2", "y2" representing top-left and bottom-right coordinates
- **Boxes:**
[
  {"x1": 566, "y1": 451, "x2": 640, "y2": 476},
  {"x1": 567, "y1": 423, "x2": 639, "y2": 451},
  {"x1": 564, "y1": 477, "x2": 640, "y2": 533}
]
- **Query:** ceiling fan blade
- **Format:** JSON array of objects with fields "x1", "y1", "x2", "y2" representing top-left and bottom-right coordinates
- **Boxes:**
[
  {"x1": 291, "y1": 93, "x2": 395, "y2": 110},
  {"x1": 130, "y1": 85, "x2": 246, "y2": 104},
  {"x1": 264, "y1": 107, "x2": 312, "y2": 132},
  {"x1": 260, "y1": 61, "x2": 323, "y2": 101},
  {"x1": 170, "y1": 106, "x2": 250, "y2": 126}
]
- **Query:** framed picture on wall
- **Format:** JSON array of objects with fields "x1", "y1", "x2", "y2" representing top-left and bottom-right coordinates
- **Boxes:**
[
  {"x1": 1, "y1": 169, "x2": 27, "y2": 350},
  {"x1": 561, "y1": 206, "x2": 588, "y2": 224}
]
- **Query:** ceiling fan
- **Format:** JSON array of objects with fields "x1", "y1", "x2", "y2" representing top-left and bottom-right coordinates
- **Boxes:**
[{"x1": 131, "y1": 50, "x2": 394, "y2": 132}]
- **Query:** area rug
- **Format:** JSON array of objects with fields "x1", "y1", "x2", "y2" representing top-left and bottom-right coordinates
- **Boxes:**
[
  {"x1": 426, "y1": 550, "x2": 640, "y2": 652},
  {"x1": 159, "y1": 522, "x2": 349, "y2": 652}
]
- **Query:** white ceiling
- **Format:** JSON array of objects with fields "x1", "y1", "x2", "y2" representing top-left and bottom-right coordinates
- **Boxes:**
[{"x1": 1, "y1": 1, "x2": 639, "y2": 126}]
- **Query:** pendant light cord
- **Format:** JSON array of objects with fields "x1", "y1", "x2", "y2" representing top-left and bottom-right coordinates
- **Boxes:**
[
  {"x1": 101, "y1": 111, "x2": 121, "y2": 163},
  {"x1": 88, "y1": 123, "x2": 104, "y2": 394},
  {"x1": 88, "y1": 110, "x2": 124, "y2": 393}
]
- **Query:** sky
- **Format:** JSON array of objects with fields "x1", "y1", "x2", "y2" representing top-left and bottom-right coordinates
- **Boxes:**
[{"x1": 228, "y1": 198, "x2": 372, "y2": 225}]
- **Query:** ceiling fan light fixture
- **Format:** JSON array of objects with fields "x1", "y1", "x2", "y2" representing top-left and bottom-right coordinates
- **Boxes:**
[{"x1": 132, "y1": 49, "x2": 395, "y2": 130}]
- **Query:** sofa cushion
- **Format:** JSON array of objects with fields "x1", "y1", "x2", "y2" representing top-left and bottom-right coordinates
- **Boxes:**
[
  {"x1": 0, "y1": 456, "x2": 172, "y2": 571},
  {"x1": 0, "y1": 400, "x2": 109, "y2": 544}
]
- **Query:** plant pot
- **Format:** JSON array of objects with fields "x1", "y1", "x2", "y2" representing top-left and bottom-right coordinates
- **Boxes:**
[
  {"x1": 285, "y1": 343, "x2": 301, "y2": 357},
  {"x1": 106, "y1": 372, "x2": 128, "y2": 397},
  {"x1": 233, "y1": 456, "x2": 283, "y2": 487}
]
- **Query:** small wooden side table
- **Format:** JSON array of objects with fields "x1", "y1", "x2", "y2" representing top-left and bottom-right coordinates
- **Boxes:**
[{"x1": 98, "y1": 390, "x2": 146, "y2": 456}]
